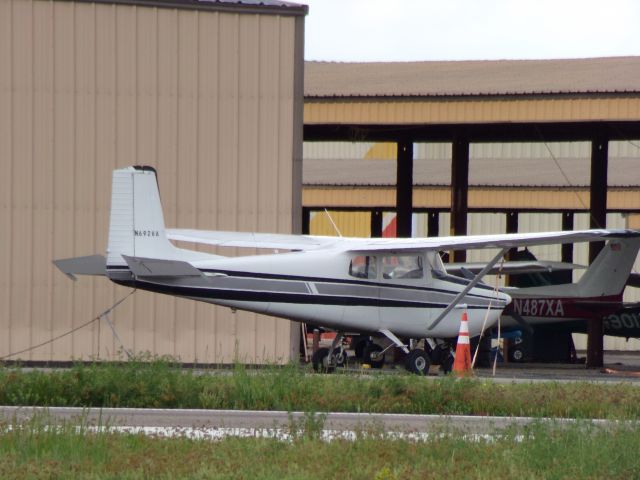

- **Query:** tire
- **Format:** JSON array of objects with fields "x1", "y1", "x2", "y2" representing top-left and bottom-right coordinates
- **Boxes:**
[
  {"x1": 509, "y1": 347, "x2": 525, "y2": 363},
  {"x1": 335, "y1": 348, "x2": 348, "y2": 367},
  {"x1": 405, "y1": 349, "x2": 430, "y2": 375},
  {"x1": 363, "y1": 343, "x2": 385, "y2": 369},
  {"x1": 311, "y1": 347, "x2": 334, "y2": 373}
]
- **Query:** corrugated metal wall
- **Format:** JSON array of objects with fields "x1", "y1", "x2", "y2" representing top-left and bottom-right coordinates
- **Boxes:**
[{"x1": 0, "y1": 0, "x2": 303, "y2": 363}]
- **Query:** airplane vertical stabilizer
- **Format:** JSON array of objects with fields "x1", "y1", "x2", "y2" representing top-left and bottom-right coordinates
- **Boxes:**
[
  {"x1": 106, "y1": 166, "x2": 213, "y2": 266},
  {"x1": 576, "y1": 237, "x2": 640, "y2": 297}
]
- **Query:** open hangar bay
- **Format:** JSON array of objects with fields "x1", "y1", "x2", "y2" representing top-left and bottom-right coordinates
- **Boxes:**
[
  {"x1": 2, "y1": 0, "x2": 640, "y2": 368},
  {"x1": 303, "y1": 58, "x2": 640, "y2": 367}
]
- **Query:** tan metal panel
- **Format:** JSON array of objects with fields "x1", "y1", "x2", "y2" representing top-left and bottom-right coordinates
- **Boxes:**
[
  {"x1": 194, "y1": 10, "x2": 220, "y2": 364},
  {"x1": 305, "y1": 98, "x2": 640, "y2": 125},
  {"x1": 255, "y1": 13, "x2": 283, "y2": 361},
  {"x1": 71, "y1": 2, "x2": 98, "y2": 359},
  {"x1": 154, "y1": 6, "x2": 180, "y2": 359},
  {"x1": 50, "y1": 0, "x2": 77, "y2": 360},
  {"x1": 113, "y1": 5, "x2": 138, "y2": 355},
  {"x1": 173, "y1": 9, "x2": 199, "y2": 361},
  {"x1": 136, "y1": 7, "x2": 162, "y2": 358},
  {"x1": 30, "y1": 0, "x2": 55, "y2": 360},
  {"x1": 10, "y1": 0, "x2": 35, "y2": 357},
  {"x1": 0, "y1": 0, "x2": 12, "y2": 356},
  {"x1": 94, "y1": 3, "x2": 122, "y2": 360},
  {"x1": 3, "y1": 0, "x2": 300, "y2": 364}
]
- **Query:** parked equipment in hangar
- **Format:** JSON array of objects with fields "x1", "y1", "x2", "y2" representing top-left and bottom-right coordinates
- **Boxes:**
[{"x1": 53, "y1": 166, "x2": 640, "y2": 374}]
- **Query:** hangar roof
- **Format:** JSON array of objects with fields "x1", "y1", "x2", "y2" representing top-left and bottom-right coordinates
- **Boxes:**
[
  {"x1": 86, "y1": 0, "x2": 307, "y2": 15},
  {"x1": 305, "y1": 57, "x2": 640, "y2": 98}
]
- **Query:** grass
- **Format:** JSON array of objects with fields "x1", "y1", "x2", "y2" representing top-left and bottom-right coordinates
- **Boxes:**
[
  {"x1": 0, "y1": 415, "x2": 639, "y2": 479},
  {"x1": 2, "y1": 357, "x2": 640, "y2": 419}
]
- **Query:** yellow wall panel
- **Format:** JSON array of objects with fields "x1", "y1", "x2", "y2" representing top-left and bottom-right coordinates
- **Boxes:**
[
  {"x1": 305, "y1": 97, "x2": 640, "y2": 125},
  {"x1": 305, "y1": 186, "x2": 640, "y2": 212},
  {"x1": 309, "y1": 211, "x2": 371, "y2": 237}
]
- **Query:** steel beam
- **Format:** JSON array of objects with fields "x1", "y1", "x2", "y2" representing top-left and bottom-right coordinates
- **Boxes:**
[
  {"x1": 427, "y1": 211, "x2": 439, "y2": 237},
  {"x1": 451, "y1": 138, "x2": 469, "y2": 261},
  {"x1": 396, "y1": 140, "x2": 413, "y2": 238},
  {"x1": 586, "y1": 137, "x2": 608, "y2": 368},
  {"x1": 370, "y1": 209, "x2": 383, "y2": 238},
  {"x1": 561, "y1": 212, "x2": 574, "y2": 284}
]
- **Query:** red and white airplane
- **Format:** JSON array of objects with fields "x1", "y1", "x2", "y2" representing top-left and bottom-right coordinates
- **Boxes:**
[{"x1": 54, "y1": 166, "x2": 640, "y2": 374}]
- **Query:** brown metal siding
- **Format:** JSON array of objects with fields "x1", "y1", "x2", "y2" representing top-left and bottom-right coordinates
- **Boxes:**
[
  {"x1": 305, "y1": 98, "x2": 640, "y2": 125},
  {"x1": 1, "y1": 0, "x2": 301, "y2": 363}
]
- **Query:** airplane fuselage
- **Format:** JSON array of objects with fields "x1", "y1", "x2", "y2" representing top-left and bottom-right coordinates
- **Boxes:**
[{"x1": 107, "y1": 249, "x2": 509, "y2": 339}]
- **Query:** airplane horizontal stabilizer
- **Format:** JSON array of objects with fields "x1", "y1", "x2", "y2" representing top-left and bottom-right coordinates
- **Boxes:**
[
  {"x1": 53, "y1": 255, "x2": 107, "y2": 281},
  {"x1": 122, "y1": 255, "x2": 203, "y2": 277}
]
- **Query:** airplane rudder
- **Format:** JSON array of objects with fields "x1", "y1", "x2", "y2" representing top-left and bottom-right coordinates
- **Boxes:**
[{"x1": 106, "y1": 167, "x2": 136, "y2": 266}]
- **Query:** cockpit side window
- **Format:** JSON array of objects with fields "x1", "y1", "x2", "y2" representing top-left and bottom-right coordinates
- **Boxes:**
[
  {"x1": 382, "y1": 255, "x2": 424, "y2": 280},
  {"x1": 349, "y1": 255, "x2": 377, "y2": 279}
]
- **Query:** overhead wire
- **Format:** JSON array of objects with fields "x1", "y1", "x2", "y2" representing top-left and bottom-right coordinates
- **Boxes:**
[{"x1": 0, "y1": 289, "x2": 136, "y2": 361}]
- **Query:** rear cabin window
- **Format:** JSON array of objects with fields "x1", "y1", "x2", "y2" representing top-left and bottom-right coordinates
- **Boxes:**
[
  {"x1": 349, "y1": 255, "x2": 377, "y2": 279},
  {"x1": 382, "y1": 255, "x2": 423, "y2": 280}
]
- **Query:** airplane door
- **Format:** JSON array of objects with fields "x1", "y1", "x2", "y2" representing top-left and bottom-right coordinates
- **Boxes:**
[{"x1": 379, "y1": 254, "x2": 429, "y2": 336}]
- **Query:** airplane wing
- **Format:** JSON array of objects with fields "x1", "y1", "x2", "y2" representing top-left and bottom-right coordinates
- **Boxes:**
[
  {"x1": 445, "y1": 260, "x2": 586, "y2": 276},
  {"x1": 346, "y1": 229, "x2": 640, "y2": 253},
  {"x1": 167, "y1": 229, "x2": 339, "y2": 251}
]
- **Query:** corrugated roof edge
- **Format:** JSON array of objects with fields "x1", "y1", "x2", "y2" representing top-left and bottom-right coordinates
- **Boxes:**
[
  {"x1": 305, "y1": 57, "x2": 640, "y2": 97},
  {"x1": 70, "y1": 0, "x2": 308, "y2": 15},
  {"x1": 304, "y1": 90, "x2": 640, "y2": 99}
]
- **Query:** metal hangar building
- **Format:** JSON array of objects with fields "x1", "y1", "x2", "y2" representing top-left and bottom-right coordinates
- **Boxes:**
[
  {"x1": 303, "y1": 58, "x2": 640, "y2": 364},
  {"x1": 0, "y1": 0, "x2": 307, "y2": 364}
]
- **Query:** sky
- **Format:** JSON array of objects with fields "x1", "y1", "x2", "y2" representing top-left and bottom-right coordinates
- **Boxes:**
[{"x1": 303, "y1": 0, "x2": 640, "y2": 62}]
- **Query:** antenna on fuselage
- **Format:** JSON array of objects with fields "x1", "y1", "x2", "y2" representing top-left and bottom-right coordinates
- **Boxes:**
[{"x1": 324, "y1": 209, "x2": 342, "y2": 237}]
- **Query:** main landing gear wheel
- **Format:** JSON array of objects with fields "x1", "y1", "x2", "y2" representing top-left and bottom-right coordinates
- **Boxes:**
[
  {"x1": 312, "y1": 347, "x2": 333, "y2": 373},
  {"x1": 405, "y1": 349, "x2": 431, "y2": 375},
  {"x1": 363, "y1": 343, "x2": 385, "y2": 369},
  {"x1": 311, "y1": 347, "x2": 347, "y2": 373}
]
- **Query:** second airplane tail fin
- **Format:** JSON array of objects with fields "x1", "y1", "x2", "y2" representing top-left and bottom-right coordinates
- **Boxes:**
[{"x1": 575, "y1": 236, "x2": 640, "y2": 298}]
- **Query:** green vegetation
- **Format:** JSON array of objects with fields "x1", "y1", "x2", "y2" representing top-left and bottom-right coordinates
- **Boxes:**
[
  {"x1": 2, "y1": 357, "x2": 640, "y2": 419},
  {"x1": 0, "y1": 416, "x2": 639, "y2": 479}
]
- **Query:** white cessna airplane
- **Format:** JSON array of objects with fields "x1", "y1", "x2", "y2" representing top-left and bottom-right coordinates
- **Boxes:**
[{"x1": 54, "y1": 166, "x2": 640, "y2": 374}]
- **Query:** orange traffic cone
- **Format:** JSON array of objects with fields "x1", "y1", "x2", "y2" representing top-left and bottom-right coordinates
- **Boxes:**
[{"x1": 453, "y1": 310, "x2": 473, "y2": 376}]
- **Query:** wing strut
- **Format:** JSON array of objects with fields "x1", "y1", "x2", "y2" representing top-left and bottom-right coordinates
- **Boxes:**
[
  {"x1": 379, "y1": 329, "x2": 410, "y2": 354},
  {"x1": 427, "y1": 248, "x2": 508, "y2": 331}
]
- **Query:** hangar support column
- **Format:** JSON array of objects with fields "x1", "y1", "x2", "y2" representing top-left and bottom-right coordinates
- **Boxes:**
[
  {"x1": 451, "y1": 138, "x2": 470, "y2": 261},
  {"x1": 396, "y1": 140, "x2": 414, "y2": 238},
  {"x1": 586, "y1": 136, "x2": 608, "y2": 368}
]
